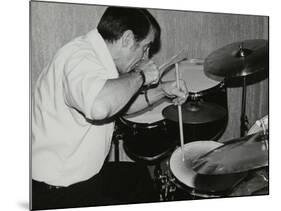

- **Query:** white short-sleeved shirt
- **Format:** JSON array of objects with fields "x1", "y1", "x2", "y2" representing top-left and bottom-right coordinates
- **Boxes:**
[{"x1": 32, "y1": 29, "x2": 119, "y2": 187}]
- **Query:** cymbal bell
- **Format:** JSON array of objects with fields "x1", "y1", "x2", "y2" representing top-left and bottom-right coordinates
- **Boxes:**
[
  {"x1": 162, "y1": 101, "x2": 227, "y2": 124},
  {"x1": 204, "y1": 39, "x2": 268, "y2": 80},
  {"x1": 191, "y1": 132, "x2": 269, "y2": 175}
]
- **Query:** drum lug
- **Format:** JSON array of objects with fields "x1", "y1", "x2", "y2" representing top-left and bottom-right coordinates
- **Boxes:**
[
  {"x1": 132, "y1": 124, "x2": 138, "y2": 135},
  {"x1": 162, "y1": 121, "x2": 168, "y2": 132}
]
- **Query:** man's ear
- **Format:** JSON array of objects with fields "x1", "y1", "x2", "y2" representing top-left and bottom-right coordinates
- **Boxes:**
[{"x1": 121, "y1": 30, "x2": 135, "y2": 48}]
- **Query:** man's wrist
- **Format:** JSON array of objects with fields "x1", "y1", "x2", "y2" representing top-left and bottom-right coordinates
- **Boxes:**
[
  {"x1": 160, "y1": 82, "x2": 174, "y2": 98},
  {"x1": 138, "y1": 70, "x2": 146, "y2": 87}
]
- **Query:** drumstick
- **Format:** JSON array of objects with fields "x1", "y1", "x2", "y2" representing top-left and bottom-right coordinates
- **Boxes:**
[
  {"x1": 175, "y1": 62, "x2": 185, "y2": 162},
  {"x1": 159, "y1": 49, "x2": 188, "y2": 80}
]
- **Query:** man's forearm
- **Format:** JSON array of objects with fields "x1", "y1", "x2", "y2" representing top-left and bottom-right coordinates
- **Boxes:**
[{"x1": 125, "y1": 85, "x2": 166, "y2": 115}]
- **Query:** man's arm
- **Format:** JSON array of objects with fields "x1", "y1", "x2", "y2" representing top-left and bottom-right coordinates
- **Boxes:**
[
  {"x1": 91, "y1": 61, "x2": 161, "y2": 120},
  {"x1": 125, "y1": 80, "x2": 188, "y2": 115},
  {"x1": 124, "y1": 85, "x2": 165, "y2": 115},
  {"x1": 90, "y1": 71, "x2": 145, "y2": 119}
]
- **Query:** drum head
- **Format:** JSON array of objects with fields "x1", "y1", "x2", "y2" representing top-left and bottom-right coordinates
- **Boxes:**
[
  {"x1": 170, "y1": 141, "x2": 222, "y2": 189},
  {"x1": 162, "y1": 60, "x2": 222, "y2": 93},
  {"x1": 169, "y1": 141, "x2": 247, "y2": 196},
  {"x1": 123, "y1": 99, "x2": 172, "y2": 124}
]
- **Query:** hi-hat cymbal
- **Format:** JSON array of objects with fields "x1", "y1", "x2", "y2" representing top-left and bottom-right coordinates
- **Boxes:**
[
  {"x1": 204, "y1": 39, "x2": 268, "y2": 80},
  {"x1": 191, "y1": 132, "x2": 269, "y2": 175},
  {"x1": 162, "y1": 101, "x2": 227, "y2": 124}
]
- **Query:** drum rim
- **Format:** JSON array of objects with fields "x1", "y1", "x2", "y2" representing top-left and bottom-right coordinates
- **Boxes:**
[
  {"x1": 168, "y1": 141, "x2": 225, "y2": 197},
  {"x1": 168, "y1": 166, "x2": 223, "y2": 198},
  {"x1": 123, "y1": 143, "x2": 176, "y2": 163},
  {"x1": 168, "y1": 141, "x2": 248, "y2": 197},
  {"x1": 188, "y1": 80, "x2": 225, "y2": 98},
  {"x1": 121, "y1": 100, "x2": 173, "y2": 124},
  {"x1": 162, "y1": 59, "x2": 224, "y2": 94},
  {"x1": 119, "y1": 116, "x2": 166, "y2": 129}
]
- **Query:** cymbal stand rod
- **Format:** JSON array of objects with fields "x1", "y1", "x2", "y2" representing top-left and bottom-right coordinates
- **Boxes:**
[
  {"x1": 240, "y1": 76, "x2": 249, "y2": 137},
  {"x1": 175, "y1": 62, "x2": 185, "y2": 161},
  {"x1": 260, "y1": 121, "x2": 269, "y2": 151}
]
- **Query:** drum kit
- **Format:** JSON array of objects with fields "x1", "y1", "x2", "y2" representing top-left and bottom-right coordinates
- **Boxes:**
[{"x1": 114, "y1": 39, "x2": 269, "y2": 201}]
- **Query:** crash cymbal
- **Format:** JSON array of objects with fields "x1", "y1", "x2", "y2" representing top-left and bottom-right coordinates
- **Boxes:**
[
  {"x1": 162, "y1": 101, "x2": 227, "y2": 124},
  {"x1": 191, "y1": 132, "x2": 269, "y2": 175},
  {"x1": 204, "y1": 39, "x2": 268, "y2": 80}
]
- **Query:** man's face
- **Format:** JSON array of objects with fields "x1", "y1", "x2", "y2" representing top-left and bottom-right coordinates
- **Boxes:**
[{"x1": 117, "y1": 29, "x2": 155, "y2": 74}]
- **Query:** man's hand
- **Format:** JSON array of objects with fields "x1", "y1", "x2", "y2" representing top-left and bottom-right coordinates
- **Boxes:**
[
  {"x1": 135, "y1": 60, "x2": 160, "y2": 86},
  {"x1": 160, "y1": 80, "x2": 189, "y2": 105}
]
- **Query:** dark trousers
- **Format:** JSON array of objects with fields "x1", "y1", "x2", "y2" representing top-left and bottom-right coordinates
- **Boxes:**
[{"x1": 32, "y1": 162, "x2": 158, "y2": 210}]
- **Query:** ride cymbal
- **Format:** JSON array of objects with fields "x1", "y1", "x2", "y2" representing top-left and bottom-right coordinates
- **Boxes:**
[{"x1": 204, "y1": 39, "x2": 268, "y2": 80}]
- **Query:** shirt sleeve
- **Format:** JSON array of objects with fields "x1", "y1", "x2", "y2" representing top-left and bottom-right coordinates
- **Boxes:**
[{"x1": 62, "y1": 50, "x2": 109, "y2": 120}]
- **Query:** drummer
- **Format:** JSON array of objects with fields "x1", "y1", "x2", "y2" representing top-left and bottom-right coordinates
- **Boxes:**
[{"x1": 32, "y1": 6, "x2": 188, "y2": 210}]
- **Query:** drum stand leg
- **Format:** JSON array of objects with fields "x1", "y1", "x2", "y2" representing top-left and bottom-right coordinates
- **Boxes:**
[
  {"x1": 154, "y1": 164, "x2": 165, "y2": 201},
  {"x1": 154, "y1": 162, "x2": 177, "y2": 201},
  {"x1": 240, "y1": 76, "x2": 249, "y2": 137},
  {"x1": 113, "y1": 124, "x2": 123, "y2": 162},
  {"x1": 113, "y1": 138, "x2": 120, "y2": 162}
]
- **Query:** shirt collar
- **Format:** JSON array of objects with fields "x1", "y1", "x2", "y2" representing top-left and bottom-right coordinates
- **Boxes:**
[{"x1": 86, "y1": 29, "x2": 119, "y2": 78}]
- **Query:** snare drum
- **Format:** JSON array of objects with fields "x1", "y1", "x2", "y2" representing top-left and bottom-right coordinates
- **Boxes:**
[
  {"x1": 168, "y1": 141, "x2": 247, "y2": 198},
  {"x1": 163, "y1": 60, "x2": 228, "y2": 141},
  {"x1": 118, "y1": 100, "x2": 178, "y2": 164}
]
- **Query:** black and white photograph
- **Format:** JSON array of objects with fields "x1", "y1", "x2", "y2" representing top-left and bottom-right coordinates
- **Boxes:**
[{"x1": 30, "y1": 0, "x2": 269, "y2": 210}]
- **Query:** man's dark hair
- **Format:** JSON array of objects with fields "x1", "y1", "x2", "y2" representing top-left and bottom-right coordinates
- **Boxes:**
[
  {"x1": 97, "y1": 6, "x2": 161, "y2": 57},
  {"x1": 139, "y1": 9, "x2": 161, "y2": 58}
]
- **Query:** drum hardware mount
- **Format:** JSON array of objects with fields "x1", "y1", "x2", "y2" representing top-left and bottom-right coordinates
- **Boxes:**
[
  {"x1": 189, "y1": 93, "x2": 201, "y2": 101},
  {"x1": 239, "y1": 43, "x2": 250, "y2": 136},
  {"x1": 161, "y1": 120, "x2": 168, "y2": 133},
  {"x1": 112, "y1": 124, "x2": 124, "y2": 162},
  {"x1": 154, "y1": 163, "x2": 177, "y2": 201},
  {"x1": 132, "y1": 124, "x2": 139, "y2": 136},
  {"x1": 240, "y1": 76, "x2": 250, "y2": 136}
]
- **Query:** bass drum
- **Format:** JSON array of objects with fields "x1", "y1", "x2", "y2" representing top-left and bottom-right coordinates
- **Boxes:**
[{"x1": 162, "y1": 59, "x2": 228, "y2": 142}]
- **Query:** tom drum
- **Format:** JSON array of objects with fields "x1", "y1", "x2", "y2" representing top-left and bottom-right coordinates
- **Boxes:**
[
  {"x1": 162, "y1": 59, "x2": 228, "y2": 141},
  {"x1": 118, "y1": 99, "x2": 178, "y2": 164}
]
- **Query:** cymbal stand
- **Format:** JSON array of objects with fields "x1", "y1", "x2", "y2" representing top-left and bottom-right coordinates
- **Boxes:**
[
  {"x1": 240, "y1": 76, "x2": 249, "y2": 137},
  {"x1": 237, "y1": 43, "x2": 251, "y2": 137}
]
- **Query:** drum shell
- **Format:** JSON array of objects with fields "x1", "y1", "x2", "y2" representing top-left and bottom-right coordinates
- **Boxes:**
[{"x1": 117, "y1": 118, "x2": 178, "y2": 163}]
